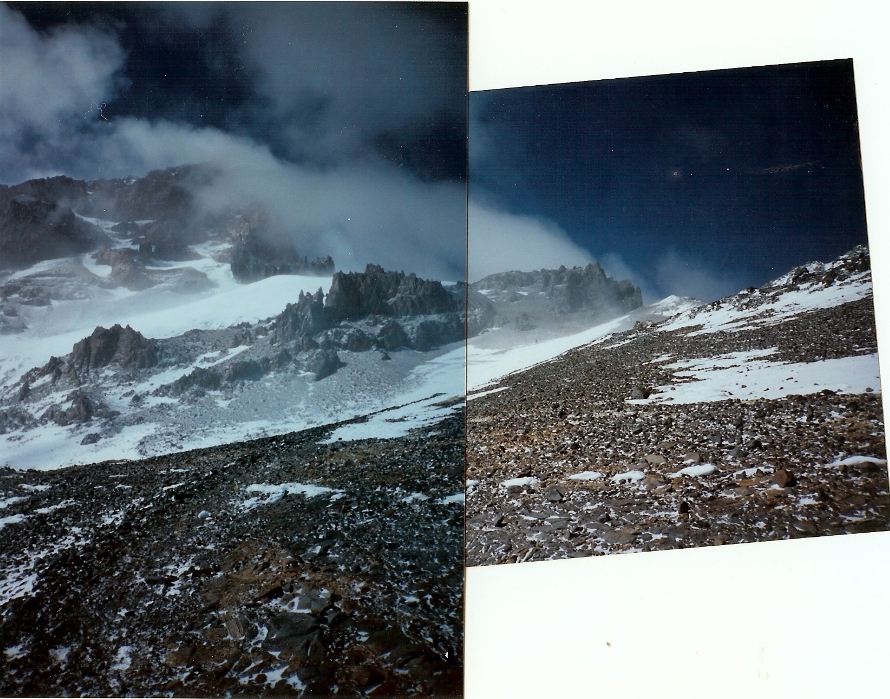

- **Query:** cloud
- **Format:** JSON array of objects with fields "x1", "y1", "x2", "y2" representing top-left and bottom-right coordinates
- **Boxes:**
[
  {"x1": 84, "y1": 118, "x2": 465, "y2": 281},
  {"x1": 0, "y1": 4, "x2": 467, "y2": 282},
  {"x1": 227, "y1": 3, "x2": 466, "y2": 164},
  {"x1": 469, "y1": 199, "x2": 596, "y2": 281},
  {"x1": 0, "y1": 3, "x2": 125, "y2": 180},
  {"x1": 654, "y1": 249, "x2": 743, "y2": 302},
  {"x1": 0, "y1": 4, "x2": 124, "y2": 130}
]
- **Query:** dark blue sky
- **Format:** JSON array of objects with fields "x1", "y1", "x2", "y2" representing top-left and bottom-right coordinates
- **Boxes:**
[
  {"x1": 1, "y1": 2, "x2": 468, "y2": 280},
  {"x1": 471, "y1": 59, "x2": 868, "y2": 301},
  {"x1": 4, "y1": 1, "x2": 467, "y2": 183}
]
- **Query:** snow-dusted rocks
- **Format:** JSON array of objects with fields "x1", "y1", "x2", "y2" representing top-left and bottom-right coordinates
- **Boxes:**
[
  {"x1": 0, "y1": 257, "x2": 475, "y2": 471},
  {"x1": 466, "y1": 247, "x2": 888, "y2": 565},
  {"x1": 0, "y1": 410, "x2": 465, "y2": 696}
]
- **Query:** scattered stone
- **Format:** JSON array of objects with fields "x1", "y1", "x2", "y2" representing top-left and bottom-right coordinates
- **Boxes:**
[{"x1": 773, "y1": 469, "x2": 796, "y2": 488}]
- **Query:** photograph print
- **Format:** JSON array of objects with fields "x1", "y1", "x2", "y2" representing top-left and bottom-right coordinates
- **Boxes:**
[
  {"x1": 465, "y1": 58, "x2": 888, "y2": 566},
  {"x1": 0, "y1": 2, "x2": 467, "y2": 696}
]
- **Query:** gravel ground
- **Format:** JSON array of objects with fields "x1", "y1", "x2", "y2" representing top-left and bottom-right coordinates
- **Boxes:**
[
  {"x1": 466, "y1": 255, "x2": 889, "y2": 566},
  {"x1": 0, "y1": 407, "x2": 464, "y2": 697}
]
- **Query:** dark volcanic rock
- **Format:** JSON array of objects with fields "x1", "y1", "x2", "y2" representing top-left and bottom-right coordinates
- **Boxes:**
[
  {"x1": 302, "y1": 348, "x2": 343, "y2": 381},
  {"x1": 224, "y1": 359, "x2": 265, "y2": 383},
  {"x1": 42, "y1": 390, "x2": 115, "y2": 426},
  {"x1": 94, "y1": 247, "x2": 153, "y2": 290},
  {"x1": 0, "y1": 195, "x2": 100, "y2": 270},
  {"x1": 325, "y1": 264, "x2": 459, "y2": 322},
  {"x1": 71, "y1": 324, "x2": 158, "y2": 373},
  {"x1": 403, "y1": 315, "x2": 465, "y2": 352},
  {"x1": 465, "y1": 285, "x2": 497, "y2": 335},
  {"x1": 230, "y1": 227, "x2": 333, "y2": 283},
  {"x1": 472, "y1": 262, "x2": 642, "y2": 315},
  {"x1": 317, "y1": 327, "x2": 375, "y2": 352},
  {"x1": 376, "y1": 319, "x2": 410, "y2": 351},
  {"x1": 273, "y1": 289, "x2": 329, "y2": 342},
  {"x1": 0, "y1": 410, "x2": 465, "y2": 697}
]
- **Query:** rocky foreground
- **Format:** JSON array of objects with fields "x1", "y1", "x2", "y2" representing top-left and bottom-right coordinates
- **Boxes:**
[
  {"x1": 0, "y1": 407, "x2": 464, "y2": 697},
  {"x1": 466, "y1": 249, "x2": 889, "y2": 565}
]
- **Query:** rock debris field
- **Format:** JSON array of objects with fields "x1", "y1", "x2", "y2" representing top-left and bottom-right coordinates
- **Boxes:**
[
  {"x1": 0, "y1": 407, "x2": 464, "y2": 697},
  {"x1": 466, "y1": 248, "x2": 889, "y2": 566}
]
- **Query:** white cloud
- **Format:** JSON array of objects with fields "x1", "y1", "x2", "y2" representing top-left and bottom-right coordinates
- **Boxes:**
[
  {"x1": 89, "y1": 118, "x2": 467, "y2": 280},
  {"x1": 654, "y1": 248, "x2": 742, "y2": 302},
  {"x1": 468, "y1": 199, "x2": 596, "y2": 281},
  {"x1": 0, "y1": 4, "x2": 123, "y2": 141},
  {"x1": 0, "y1": 4, "x2": 126, "y2": 182}
]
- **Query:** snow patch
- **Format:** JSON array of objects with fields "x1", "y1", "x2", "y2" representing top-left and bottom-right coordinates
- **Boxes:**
[
  {"x1": 501, "y1": 476, "x2": 539, "y2": 488},
  {"x1": 438, "y1": 493, "x2": 465, "y2": 504},
  {"x1": 825, "y1": 455, "x2": 887, "y2": 468},
  {"x1": 667, "y1": 464, "x2": 717, "y2": 478},
  {"x1": 402, "y1": 492, "x2": 430, "y2": 503},
  {"x1": 240, "y1": 482, "x2": 340, "y2": 510},
  {"x1": 631, "y1": 351, "x2": 881, "y2": 406},
  {"x1": 611, "y1": 470, "x2": 646, "y2": 483},
  {"x1": 568, "y1": 471, "x2": 603, "y2": 481}
]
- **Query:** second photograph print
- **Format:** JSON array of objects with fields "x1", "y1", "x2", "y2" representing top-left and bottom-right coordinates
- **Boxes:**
[{"x1": 466, "y1": 59, "x2": 887, "y2": 566}]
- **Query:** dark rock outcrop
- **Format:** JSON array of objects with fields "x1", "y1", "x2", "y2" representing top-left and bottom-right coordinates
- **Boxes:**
[
  {"x1": 317, "y1": 327, "x2": 375, "y2": 352},
  {"x1": 230, "y1": 226, "x2": 334, "y2": 283},
  {"x1": 325, "y1": 265, "x2": 459, "y2": 322},
  {"x1": 273, "y1": 289, "x2": 329, "y2": 342},
  {"x1": 0, "y1": 195, "x2": 100, "y2": 270},
  {"x1": 94, "y1": 247, "x2": 153, "y2": 290},
  {"x1": 375, "y1": 319, "x2": 410, "y2": 351},
  {"x1": 302, "y1": 348, "x2": 343, "y2": 381},
  {"x1": 472, "y1": 262, "x2": 642, "y2": 316},
  {"x1": 165, "y1": 367, "x2": 223, "y2": 396},
  {"x1": 71, "y1": 324, "x2": 158, "y2": 373},
  {"x1": 403, "y1": 315, "x2": 465, "y2": 352},
  {"x1": 464, "y1": 285, "x2": 497, "y2": 336},
  {"x1": 42, "y1": 390, "x2": 115, "y2": 426},
  {"x1": 224, "y1": 359, "x2": 265, "y2": 383}
]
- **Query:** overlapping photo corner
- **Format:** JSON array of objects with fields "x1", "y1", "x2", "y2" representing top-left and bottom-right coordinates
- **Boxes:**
[
  {"x1": 0, "y1": 2, "x2": 467, "y2": 697},
  {"x1": 466, "y1": 58, "x2": 888, "y2": 567}
]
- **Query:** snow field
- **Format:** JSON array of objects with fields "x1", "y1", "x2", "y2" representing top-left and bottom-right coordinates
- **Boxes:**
[{"x1": 630, "y1": 351, "x2": 881, "y2": 406}]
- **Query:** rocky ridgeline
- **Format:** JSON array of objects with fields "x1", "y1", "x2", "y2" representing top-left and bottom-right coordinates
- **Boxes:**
[
  {"x1": 0, "y1": 408, "x2": 465, "y2": 696},
  {"x1": 274, "y1": 264, "x2": 469, "y2": 354},
  {"x1": 466, "y1": 249, "x2": 888, "y2": 565},
  {"x1": 473, "y1": 262, "x2": 641, "y2": 313},
  {"x1": 673, "y1": 245, "x2": 871, "y2": 328},
  {"x1": 0, "y1": 194, "x2": 106, "y2": 270},
  {"x1": 0, "y1": 265, "x2": 475, "y2": 440},
  {"x1": 469, "y1": 262, "x2": 642, "y2": 332},
  {"x1": 0, "y1": 166, "x2": 334, "y2": 286}
]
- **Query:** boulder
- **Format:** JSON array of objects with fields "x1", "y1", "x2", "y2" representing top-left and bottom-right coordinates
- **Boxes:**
[
  {"x1": 71, "y1": 324, "x2": 158, "y2": 373},
  {"x1": 302, "y1": 349, "x2": 343, "y2": 381}
]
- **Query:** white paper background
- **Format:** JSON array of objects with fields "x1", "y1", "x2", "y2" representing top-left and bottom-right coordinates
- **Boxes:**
[{"x1": 466, "y1": 1, "x2": 890, "y2": 696}]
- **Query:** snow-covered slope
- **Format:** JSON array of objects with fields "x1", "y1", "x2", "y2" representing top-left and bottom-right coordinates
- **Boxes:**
[
  {"x1": 466, "y1": 245, "x2": 886, "y2": 566},
  {"x1": 467, "y1": 294, "x2": 701, "y2": 393},
  {"x1": 0, "y1": 211, "x2": 468, "y2": 470}
]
